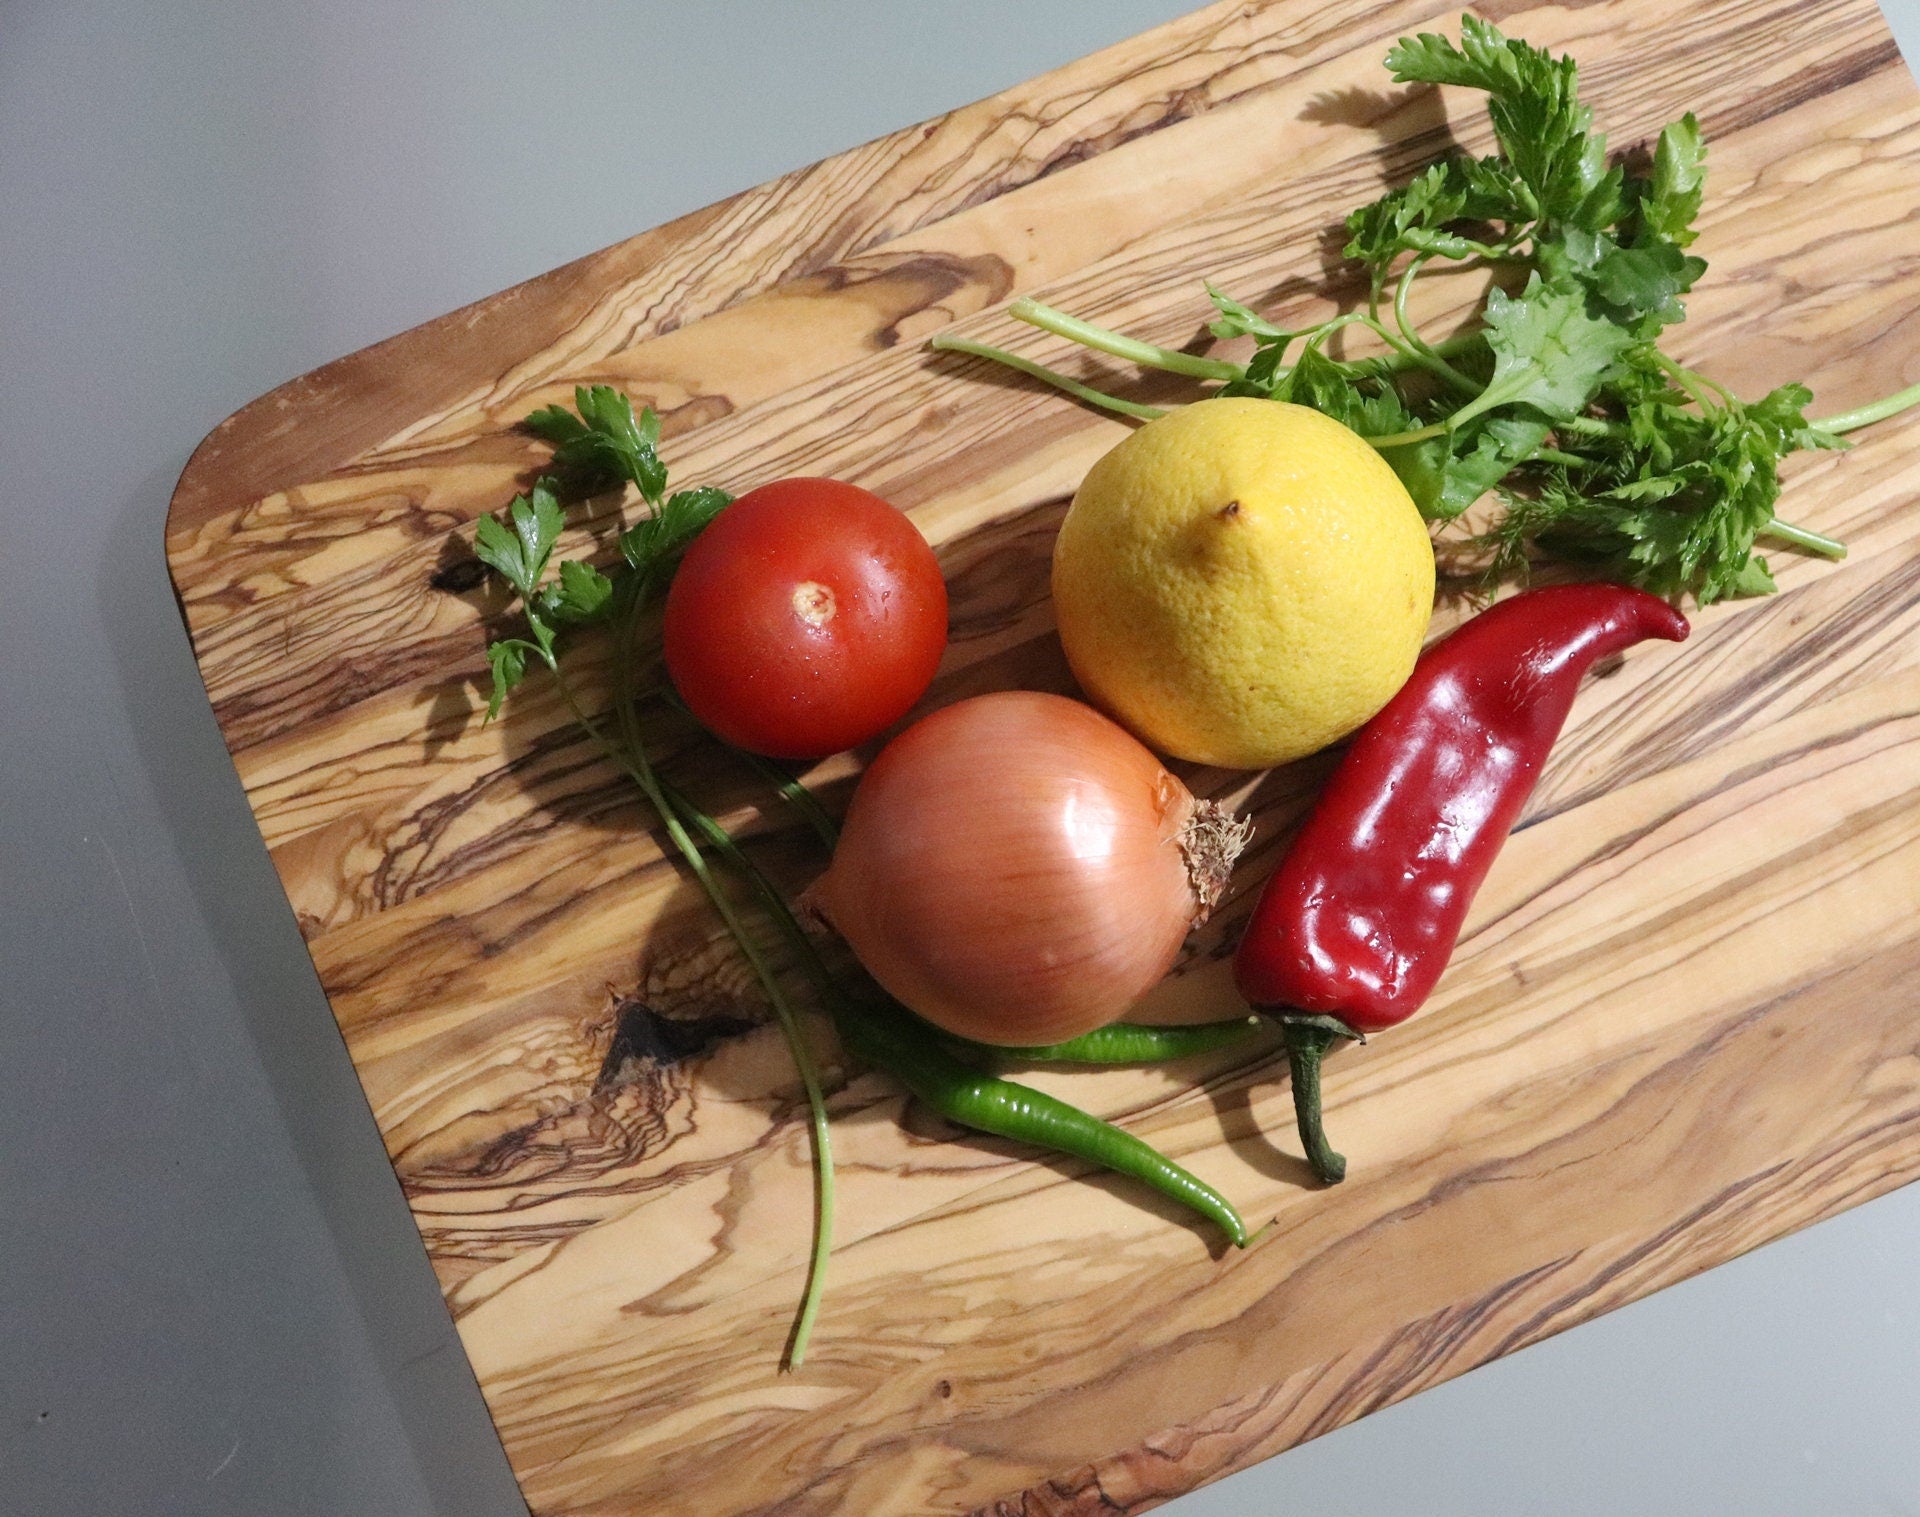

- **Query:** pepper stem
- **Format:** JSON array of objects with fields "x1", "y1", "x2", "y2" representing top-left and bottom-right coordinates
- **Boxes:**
[{"x1": 1280, "y1": 1016, "x2": 1359, "y2": 1185}]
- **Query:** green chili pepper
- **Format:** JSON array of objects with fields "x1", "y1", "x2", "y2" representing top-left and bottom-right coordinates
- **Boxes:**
[
  {"x1": 967, "y1": 1017, "x2": 1267, "y2": 1065},
  {"x1": 839, "y1": 996, "x2": 1251, "y2": 1247}
]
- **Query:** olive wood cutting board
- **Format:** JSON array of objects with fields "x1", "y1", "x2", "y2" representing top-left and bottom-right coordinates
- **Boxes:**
[{"x1": 166, "y1": 0, "x2": 1920, "y2": 1511}]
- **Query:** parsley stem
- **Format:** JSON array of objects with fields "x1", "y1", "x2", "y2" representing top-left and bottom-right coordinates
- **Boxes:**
[
  {"x1": 655, "y1": 779, "x2": 841, "y2": 1009},
  {"x1": 1346, "y1": 328, "x2": 1485, "y2": 380},
  {"x1": 645, "y1": 782, "x2": 842, "y2": 1372},
  {"x1": 1352, "y1": 310, "x2": 1462, "y2": 395},
  {"x1": 657, "y1": 688, "x2": 842, "y2": 851},
  {"x1": 588, "y1": 605, "x2": 835, "y2": 1373},
  {"x1": 1009, "y1": 296, "x2": 1242, "y2": 381},
  {"x1": 745, "y1": 756, "x2": 840, "y2": 851},
  {"x1": 930, "y1": 334, "x2": 1168, "y2": 421},
  {"x1": 1431, "y1": 330, "x2": 1489, "y2": 360},
  {"x1": 1759, "y1": 518, "x2": 1847, "y2": 559},
  {"x1": 1652, "y1": 351, "x2": 1734, "y2": 411},
  {"x1": 551, "y1": 668, "x2": 615, "y2": 752},
  {"x1": 1390, "y1": 258, "x2": 1481, "y2": 395},
  {"x1": 1302, "y1": 311, "x2": 1375, "y2": 348},
  {"x1": 1812, "y1": 379, "x2": 1920, "y2": 436},
  {"x1": 1421, "y1": 356, "x2": 1547, "y2": 437},
  {"x1": 1297, "y1": 309, "x2": 1444, "y2": 383},
  {"x1": 1367, "y1": 420, "x2": 1451, "y2": 448}
]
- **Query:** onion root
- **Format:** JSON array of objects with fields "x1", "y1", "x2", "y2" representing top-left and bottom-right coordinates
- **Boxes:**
[{"x1": 1179, "y1": 798, "x2": 1252, "y2": 924}]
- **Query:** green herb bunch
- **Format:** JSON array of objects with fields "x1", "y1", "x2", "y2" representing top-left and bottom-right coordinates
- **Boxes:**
[{"x1": 934, "y1": 15, "x2": 1920, "y2": 603}]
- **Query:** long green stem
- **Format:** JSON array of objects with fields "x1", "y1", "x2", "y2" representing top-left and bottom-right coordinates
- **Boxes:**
[
  {"x1": 1010, "y1": 296, "x2": 1242, "y2": 381},
  {"x1": 776, "y1": 772, "x2": 841, "y2": 848},
  {"x1": 1352, "y1": 311, "x2": 1451, "y2": 390},
  {"x1": 1423, "y1": 355, "x2": 1551, "y2": 436},
  {"x1": 1368, "y1": 419, "x2": 1451, "y2": 449},
  {"x1": 938, "y1": 295, "x2": 1492, "y2": 429},
  {"x1": 1345, "y1": 327, "x2": 1485, "y2": 380},
  {"x1": 1813, "y1": 379, "x2": 1920, "y2": 435},
  {"x1": 930, "y1": 334, "x2": 1168, "y2": 421},
  {"x1": 1651, "y1": 350, "x2": 1731, "y2": 411},
  {"x1": 657, "y1": 688, "x2": 843, "y2": 852},
  {"x1": 656, "y1": 779, "x2": 840, "y2": 1007},
  {"x1": 756, "y1": 762, "x2": 840, "y2": 851},
  {"x1": 591, "y1": 608, "x2": 835, "y2": 1372},
  {"x1": 1759, "y1": 518, "x2": 1847, "y2": 559},
  {"x1": 1296, "y1": 310, "x2": 1375, "y2": 360},
  {"x1": 1390, "y1": 259, "x2": 1480, "y2": 395}
]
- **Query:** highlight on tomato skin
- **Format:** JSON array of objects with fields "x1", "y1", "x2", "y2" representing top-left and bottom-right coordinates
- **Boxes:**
[{"x1": 662, "y1": 477, "x2": 949, "y2": 760}]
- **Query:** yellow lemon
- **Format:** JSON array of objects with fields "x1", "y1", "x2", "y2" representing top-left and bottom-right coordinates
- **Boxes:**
[{"x1": 1052, "y1": 397, "x2": 1434, "y2": 769}]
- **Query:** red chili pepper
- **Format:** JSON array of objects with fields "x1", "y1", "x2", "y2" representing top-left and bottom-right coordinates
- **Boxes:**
[{"x1": 1233, "y1": 583, "x2": 1690, "y2": 1183}]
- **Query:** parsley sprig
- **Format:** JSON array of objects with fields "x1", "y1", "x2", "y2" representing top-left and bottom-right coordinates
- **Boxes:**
[
  {"x1": 931, "y1": 15, "x2": 1920, "y2": 604},
  {"x1": 469, "y1": 391, "x2": 844, "y2": 1367},
  {"x1": 474, "y1": 386, "x2": 730, "y2": 719}
]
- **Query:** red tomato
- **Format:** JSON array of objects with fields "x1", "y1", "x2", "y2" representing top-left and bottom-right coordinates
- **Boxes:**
[{"x1": 663, "y1": 478, "x2": 948, "y2": 759}]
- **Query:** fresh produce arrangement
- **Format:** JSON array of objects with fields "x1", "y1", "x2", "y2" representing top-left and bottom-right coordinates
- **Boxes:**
[
  {"x1": 470, "y1": 16, "x2": 1920, "y2": 1370},
  {"x1": 477, "y1": 387, "x2": 1262, "y2": 1369}
]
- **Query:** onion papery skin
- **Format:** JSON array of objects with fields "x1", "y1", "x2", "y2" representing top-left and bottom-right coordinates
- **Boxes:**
[{"x1": 812, "y1": 691, "x2": 1215, "y2": 1046}]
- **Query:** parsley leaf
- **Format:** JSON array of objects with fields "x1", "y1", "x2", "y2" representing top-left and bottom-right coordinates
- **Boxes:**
[
  {"x1": 1345, "y1": 154, "x2": 1539, "y2": 275},
  {"x1": 1393, "y1": 414, "x2": 1552, "y2": 521},
  {"x1": 1388, "y1": 16, "x2": 1602, "y2": 226},
  {"x1": 1590, "y1": 238, "x2": 1705, "y2": 327},
  {"x1": 1642, "y1": 114, "x2": 1706, "y2": 247},
  {"x1": 1470, "y1": 274, "x2": 1633, "y2": 421},
  {"x1": 525, "y1": 385, "x2": 669, "y2": 504},
  {"x1": 484, "y1": 638, "x2": 539, "y2": 722},
  {"x1": 521, "y1": 403, "x2": 590, "y2": 448},
  {"x1": 472, "y1": 388, "x2": 732, "y2": 723},
  {"x1": 535, "y1": 558, "x2": 616, "y2": 626},
  {"x1": 1345, "y1": 158, "x2": 1471, "y2": 268},
  {"x1": 620, "y1": 485, "x2": 734, "y2": 587},
  {"x1": 1261, "y1": 347, "x2": 1407, "y2": 432},
  {"x1": 1747, "y1": 381, "x2": 1847, "y2": 454},
  {"x1": 473, "y1": 480, "x2": 567, "y2": 601}
]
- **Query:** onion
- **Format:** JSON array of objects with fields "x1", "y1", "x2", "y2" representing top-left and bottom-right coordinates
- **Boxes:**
[{"x1": 809, "y1": 691, "x2": 1249, "y2": 1045}]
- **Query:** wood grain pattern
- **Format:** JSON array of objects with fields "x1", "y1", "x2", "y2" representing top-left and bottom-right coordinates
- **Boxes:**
[{"x1": 166, "y1": 0, "x2": 1920, "y2": 1512}]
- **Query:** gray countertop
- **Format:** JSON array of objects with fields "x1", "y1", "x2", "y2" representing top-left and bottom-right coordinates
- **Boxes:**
[{"x1": 4, "y1": 4, "x2": 1917, "y2": 1512}]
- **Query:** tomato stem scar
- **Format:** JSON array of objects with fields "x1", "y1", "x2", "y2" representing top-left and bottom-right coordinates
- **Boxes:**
[{"x1": 792, "y1": 580, "x2": 836, "y2": 627}]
